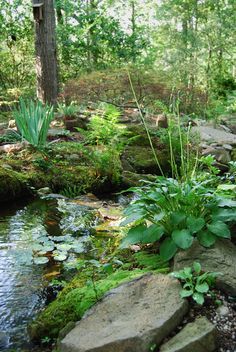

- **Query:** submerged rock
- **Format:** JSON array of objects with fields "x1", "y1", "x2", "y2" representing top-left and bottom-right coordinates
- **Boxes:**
[
  {"x1": 160, "y1": 316, "x2": 216, "y2": 352},
  {"x1": 60, "y1": 273, "x2": 188, "y2": 352}
]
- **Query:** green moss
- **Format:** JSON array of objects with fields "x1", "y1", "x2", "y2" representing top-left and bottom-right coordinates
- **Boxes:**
[
  {"x1": 0, "y1": 167, "x2": 30, "y2": 202},
  {"x1": 29, "y1": 269, "x2": 146, "y2": 341},
  {"x1": 133, "y1": 252, "x2": 169, "y2": 272},
  {"x1": 122, "y1": 145, "x2": 170, "y2": 174}
]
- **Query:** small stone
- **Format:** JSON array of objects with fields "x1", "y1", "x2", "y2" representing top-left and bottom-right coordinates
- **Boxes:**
[
  {"x1": 223, "y1": 144, "x2": 233, "y2": 151},
  {"x1": 217, "y1": 305, "x2": 230, "y2": 316}
]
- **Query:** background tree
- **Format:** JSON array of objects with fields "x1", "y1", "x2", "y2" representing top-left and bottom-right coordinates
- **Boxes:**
[{"x1": 33, "y1": 0, "x2": 58, "y2": 104}]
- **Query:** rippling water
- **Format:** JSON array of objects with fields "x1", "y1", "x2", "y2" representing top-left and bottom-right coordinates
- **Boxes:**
[{"x1": 0, "y1": 199, "x2": 58, "y2": 351}]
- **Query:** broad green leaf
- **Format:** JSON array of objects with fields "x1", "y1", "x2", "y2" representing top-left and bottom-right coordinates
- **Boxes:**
[
  {"x1": 192, "y1": 292, "x2": 204, "y2": 305},
  {"x1": 212, "y1": 209, "x2": 236, "y2": 222},
  {"x1": 217, "y1": 198, "x2": 236, "y2": 208},
  {"x1": 207, "y1": 221, "x2": 231, "y2": 239},
  {"x1": 197, "y1": 230, "x2": 216, "y2": 247},
  {"x1": 197, "y1": 230, "x2": 216, "y2": 248},
  {"x1": 193, "y1": 262, "x2": 201, "y2": 274},
  {"x1": 53, "y1": 252, "x2": 67, "y2": 261},
  {"x1": 180, "y1": 289, "x2": 193, "y2": 298},
  {"x1": 172, "y1": 229, "x2": 193, "y2": 249},
  {"x1": 187, "y1": 216, "x2": 205, "y2": 233},
  {"x1": 170, "y1": 212, "x2": 186, "y2": 225},
  {"x1": 120, "y1": 224, "x2": 146, "y2": 248},
  {"x1": 153, "y1": 212, "x2": 165, "y2": 222},
  {"x1": 196, "y1": 282, "x2": 209, "y2": 293},
  {"x1": 160, "y1": 238, "x2": 178, "y2": 261},
  {"x1": 120, "y1": 212, "x2": 146, "y2": 226},
  {"x1": 103, "y1": 263, "x2": 113, "y2": 274},
  {"x1": 142, "y1": 224, "x2": 164, "y2": 244}
]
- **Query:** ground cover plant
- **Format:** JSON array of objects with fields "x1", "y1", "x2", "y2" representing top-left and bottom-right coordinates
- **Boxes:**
[
  {"x1": 171, "y1": 262, "x2": 220, "y2": 305},
  {"x1": 120, "y1": 177, "x2": 236, "y2": 261}
]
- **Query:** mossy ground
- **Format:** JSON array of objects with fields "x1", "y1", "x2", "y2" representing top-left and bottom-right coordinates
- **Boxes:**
[
  {"x1": 29, "y1": 251, "x2": 169, "y2": 343},
  {"x1": 0, "y1": 141, "x2": 123, "y2": 202}
]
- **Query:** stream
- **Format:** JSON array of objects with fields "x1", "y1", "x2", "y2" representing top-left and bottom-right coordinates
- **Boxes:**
[{"x1": 0, "y1": 195, "x2": 118, "y2": 351}]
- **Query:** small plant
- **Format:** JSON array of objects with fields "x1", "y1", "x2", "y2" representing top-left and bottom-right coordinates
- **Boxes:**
[
  {"x1": 60, "y1": 185, "x2": 85, "y2": 198},
  {"x1": 82, "y1": 103, "x2": 125, "y2": 149},
  {"x1": 120, "y1": 177, "x2": 236, "y2": 261},
  {"x1": 171, "y1": 262, "x2": 220, "y2": 305},
  {"x1": 13, "y1": 98, "x2": 53, "y2": 148},
  {"x1": 0, "y1": 130, "x2": 21, "y2": 144},
  {"x1": 57, "y1": 101, "x2": 80, "y2": 118}
]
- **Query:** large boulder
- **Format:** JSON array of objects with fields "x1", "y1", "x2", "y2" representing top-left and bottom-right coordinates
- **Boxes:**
[
  {"x1": 174, "y1": 239, "x2": 236, "y2": 295},
  {"x1": 60, "y1": 273, "x2": 188, "y2": 352},
  {"x1": 160, "y1": 316, "x2": 216, "y2": 352},
  {"x1": 192, "y1": 125, "x2": 236, "y2": 146}
]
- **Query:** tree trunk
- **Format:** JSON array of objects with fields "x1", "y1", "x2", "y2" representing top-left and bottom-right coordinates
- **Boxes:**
[{"x1": 34, "y1": 0, "x2": 58, "y2": 104}]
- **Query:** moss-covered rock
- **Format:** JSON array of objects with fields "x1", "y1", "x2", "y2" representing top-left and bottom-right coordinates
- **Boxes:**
[
  {"x1": 0, "y1": 167, "x2": 30, "y2": 202},
  {"x1": 121, "y1": 145, "x2": 170, "y2": 174},
  {"x1": 28, "y1": 269, "x2": 146, "y2": 342}
]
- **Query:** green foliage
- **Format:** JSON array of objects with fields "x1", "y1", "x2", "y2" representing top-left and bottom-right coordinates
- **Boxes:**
[
  {"x1": 29, "y1": 269, "x2": 147, "y2": 341},
  {"x1": 171, "y1": 262, "x2": 220, "y2": 305},
  {"x1": 83, "y1": 104, "x2": 124, "y2": 148},
  {"x1": 0, "y1": 130, "x2": 21, "y2": 144},
  {"x1": 60, "y1": 185, "x2": 85, "y2": 198},
  {"x1": 13, "y1": 99, "x2": 54, "y2": 148},
  {"x1": 57, "y1": 102, "x2": 80, "y2": 117},
  {"x1": 120, "y1": 177, "x2": 235, "y2": 261}
]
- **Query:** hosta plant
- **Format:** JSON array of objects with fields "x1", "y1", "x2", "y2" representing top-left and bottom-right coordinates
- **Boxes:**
[
  {"x1": 120, "y1": 177, "x2": 236, "y2": 261},
  {"x1": 171, "y1": 262, "x2": 220, "y2": 305},
  {"x1": 14, "y1": 98, "x2": 54, "y2": 148}
]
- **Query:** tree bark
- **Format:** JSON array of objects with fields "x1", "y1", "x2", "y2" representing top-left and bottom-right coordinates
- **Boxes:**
[{"x1": 34, "y1": 0, "x2": 58, "y2": 104}]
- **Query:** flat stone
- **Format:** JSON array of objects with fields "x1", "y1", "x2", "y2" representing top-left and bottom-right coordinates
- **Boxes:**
[
  {"x1": 160, "y1": 317, "x2": 216, "y2": 352},
  {"x1": 60, "y1": 273, "x2": 189, "y2": 352},
  {"x1": 192, "y1": 126, "x2": 236, "y2": 146},
  {"x1": 174, "y1": 240, "x2": 236, "y2": 295}
]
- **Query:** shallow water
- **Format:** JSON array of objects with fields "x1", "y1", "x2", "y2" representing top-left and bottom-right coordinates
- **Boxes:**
[
  {"x1": 0, "y1": 195, "x2": 121, "y2": 351},
  {"x1": 0, "y1": 199, "x2": 60, "y2": 350}
]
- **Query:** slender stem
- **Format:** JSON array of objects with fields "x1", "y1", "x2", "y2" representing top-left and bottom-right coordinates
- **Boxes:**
[{"x1": 127, "y1": 70, "x2": 164, "y2": 177}]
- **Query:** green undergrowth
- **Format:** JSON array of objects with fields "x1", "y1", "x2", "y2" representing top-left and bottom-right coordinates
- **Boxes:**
[{"x1": 29, "y1": 251, "x2": 169, "y2": 342}]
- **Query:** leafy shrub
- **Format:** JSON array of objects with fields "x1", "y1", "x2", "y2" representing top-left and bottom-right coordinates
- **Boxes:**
[
  {"x1": 171, "y1": 262, "x2": 220, "y2": 305},
  {"x1": 120, "y1": 177, "x2": 236, "y2": 261},
  {"x1": 13, "y1": 98, "x2": 53, "y2": 148}
]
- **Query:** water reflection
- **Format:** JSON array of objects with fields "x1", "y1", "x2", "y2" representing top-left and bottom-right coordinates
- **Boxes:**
[{"x1": 0, "y1": 199, "x2": 55, "y2": 350}]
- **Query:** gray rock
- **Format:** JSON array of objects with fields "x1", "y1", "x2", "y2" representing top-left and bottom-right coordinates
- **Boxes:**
[
  {"x1": 223, "y1": 144, "x2": 233, "y2": 151},
  {"x1": 160, "y1": 317, "x2": 216, "y2": 352},
  {"x1": 37, "y1": 187, "x2": 51, "y2": 196},
  {"x1": 216, "y1": 305, "x2": 230, "y2": 317},
  {"x1": 174, "y1": 240, "x2": 236, "y2": 295},
  {"x1": 202, "y1": 146, "x2": 231, "y2": 164},
  {"x1": 60, "y1": 273, "x2": 189, "y2": 352},
  {"x1": 192, "y1": 126, "x2": 236, "y2": 146}
]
